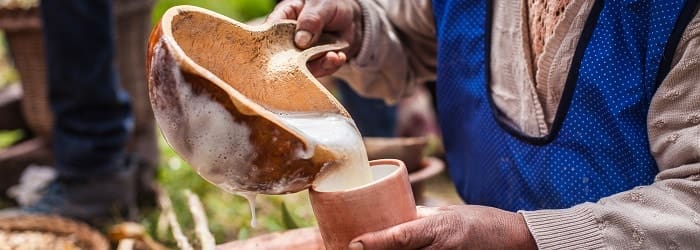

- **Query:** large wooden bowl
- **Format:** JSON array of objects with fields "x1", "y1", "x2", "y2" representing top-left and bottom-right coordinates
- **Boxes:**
[{"x1": 147, "y1": 6, "x2": 349, "y2": 194}]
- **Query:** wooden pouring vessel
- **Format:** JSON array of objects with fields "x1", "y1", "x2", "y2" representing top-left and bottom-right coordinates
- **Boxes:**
[{"x1": 147, "y1": 5, "x2": 350, "y2": 194}]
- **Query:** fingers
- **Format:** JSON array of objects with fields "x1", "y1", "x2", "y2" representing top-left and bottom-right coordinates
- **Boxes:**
[
  {"x1": 268, "y1": 0, "x2": 354, "y2": 77},
  {"x1": 295, "y1": 0, "x2": 338, "y2": 48},
  {"x1": 350, "y1": 218, "x2": 435, "y2": 250},
  {"x1": 266, "y1": 0, "x2": 304, "y2": 23},
  {"x1": 307, "y1": 51, "x2": 346, "y2": 77},
  {"x1": 267, "y1": 1, "x2": 342, "y2": 49}
]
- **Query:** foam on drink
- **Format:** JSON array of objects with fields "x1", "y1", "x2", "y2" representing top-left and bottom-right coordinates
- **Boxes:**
[
  {"x1": 276, "y1": 113, "x2": 373, "y2": 192},
  {"x1": 151, "y1": 42, "x2": 374, "y2": 226}
]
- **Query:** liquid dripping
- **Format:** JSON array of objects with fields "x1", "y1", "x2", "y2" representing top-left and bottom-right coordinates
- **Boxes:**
[
  {"x1": 277, "y1": 113, "x2": 373, "y2": 191},
  {"x1": 237, "y1": 192, "x2": 258, "y2": 228}
]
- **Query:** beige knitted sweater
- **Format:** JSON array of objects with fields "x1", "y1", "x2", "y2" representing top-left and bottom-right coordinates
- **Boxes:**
[{"x1": 336, "y1": 0, "x2": 700, "y2": 248}]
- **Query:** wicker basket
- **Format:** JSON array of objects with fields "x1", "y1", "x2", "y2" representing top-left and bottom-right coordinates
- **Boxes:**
[
  {"x1": 0, "y1": 0, "x2": 158, "y2": 164},
  {"x1": 0, "y1": 214, "x2": 109, "y2": 250}
]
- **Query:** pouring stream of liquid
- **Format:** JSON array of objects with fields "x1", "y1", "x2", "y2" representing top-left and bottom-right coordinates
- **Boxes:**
[
  {"x1": 277, "y1": 113, "x2": 373, "y2": 192},
  {"x1": 229, "y1": 113, "x2": 373, "y2": 228}
]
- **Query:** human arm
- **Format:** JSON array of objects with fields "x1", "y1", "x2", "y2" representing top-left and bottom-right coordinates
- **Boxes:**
[
  {"x1": 267, "y1": 0, "x2": 436, "y2": 103},
  {"x1": 269, "y1": 0, "x2": 700, "y2": 248},
  {"x1": 348, "y1": 205, "x2": 537, "y2": 249},
  {"x1": 517, "y1": 11, "x2": 700, "y2": 249},
  {"x1": 349, "y1": 11, "x2": 700, "y2": 249}
]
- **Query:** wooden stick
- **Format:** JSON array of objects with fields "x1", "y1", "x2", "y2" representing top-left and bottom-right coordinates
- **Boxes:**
[
  {"x1": 156, "y1": 208, "x2": 169, "y2": 241},
  {"x1": 185, "y1": 189, "x2": 216, "y2": 250},
  {"x1": 156, "y1": 186, "x2": 193, "y2": 250},
  {"x1": 117, "y1": 239, "x2": 135, "y2": 250}
]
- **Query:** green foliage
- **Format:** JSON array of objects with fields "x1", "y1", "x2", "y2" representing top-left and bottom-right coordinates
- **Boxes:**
[
  {"x1": 0, "y1": 130, "x2": 24, "y2": 148},
  {"x1": 151, "y1": 0, "x2": 275, "y2": 24},
  {"x1": 0, "y1": 32, "x2": 20, "y2": 88},
  {"x1": 281, "y1": 202, "x2": 300, "y2": 229}
]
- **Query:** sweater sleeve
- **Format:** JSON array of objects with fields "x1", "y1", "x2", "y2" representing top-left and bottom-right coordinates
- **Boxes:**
[
  {"x1": 520, "y1": 12, "x2": 700, "y2": 249},
  {"x1": 334, "y1": 0, "x2": 436, "y2": 104}
]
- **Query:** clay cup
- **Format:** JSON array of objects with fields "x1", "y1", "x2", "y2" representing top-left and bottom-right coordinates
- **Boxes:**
[{"x1": 309, "y1": 159, "x2": 417, "y2": 250}]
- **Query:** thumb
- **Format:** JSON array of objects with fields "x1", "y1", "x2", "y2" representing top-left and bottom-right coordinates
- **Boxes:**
[
  {"x1": 294, "y1": 0, "x2": 334, "y2": 48},
  {"x1": 349, "y1": 219, "x2": 435, "y2": 250}
]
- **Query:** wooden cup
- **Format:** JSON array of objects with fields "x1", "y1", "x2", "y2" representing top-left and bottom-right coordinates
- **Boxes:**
[{"x1": 309, "y1": 159, "x2": 417, "y2": 250}]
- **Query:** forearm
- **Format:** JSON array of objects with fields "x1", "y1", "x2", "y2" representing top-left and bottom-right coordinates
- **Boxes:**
[
  {"x1": 521, "y1": 163, "x2": 700, "y2": 249},
  {"x1": 335, "y1": 0, "x2": 437, "y2": 104}
]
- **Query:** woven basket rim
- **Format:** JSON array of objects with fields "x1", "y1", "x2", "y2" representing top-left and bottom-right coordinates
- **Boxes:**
[{"x1": 0, "y1": 214, "x2": 110, "y2": 250}]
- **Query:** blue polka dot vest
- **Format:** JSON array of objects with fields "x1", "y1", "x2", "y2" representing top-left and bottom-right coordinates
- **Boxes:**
[{"x1": 432, "y1": 0, "x2": 697, "y2": 211}]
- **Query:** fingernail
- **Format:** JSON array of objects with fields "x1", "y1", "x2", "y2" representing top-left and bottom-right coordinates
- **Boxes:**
[
  {"x1": 348, "y1": 241, "x2": 364, "y2": 250},
  {"x1": 295, "y1": 30, "x2": 313, "y2": 48}
]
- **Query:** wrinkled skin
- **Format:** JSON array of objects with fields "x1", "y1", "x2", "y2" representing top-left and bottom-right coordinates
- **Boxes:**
[
  {"x1": 349, "y1": 205, "x2": 537, "y2": 249},
  {"x1": 267, "y1": 0, "x2": 362, "y2": 77},
  {"x1": 268, "y1": 1, "x2": 538, "y2": 249}
]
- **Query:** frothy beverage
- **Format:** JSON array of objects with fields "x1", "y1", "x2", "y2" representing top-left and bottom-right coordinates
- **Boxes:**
[
  {"x1": 277, "y1": 113, "x2": 373, "y2": 191},
  {"x1": 149, "y1": 5, "x2": 386, "y2": 232},
  {"x1": 232, "y1": 112, "x2": 371, "y2": 227},
  {"x1": 150, "y1": 51, "x2": 374, "y2": 227}
]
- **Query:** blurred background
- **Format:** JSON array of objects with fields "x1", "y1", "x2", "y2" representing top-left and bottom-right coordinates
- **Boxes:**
[
  {"x1": 0, "y1": 0, "x2": 455, "y2": 248},
  {"x1": 0, "y1": 0, "x2": 315, "y2": 245}
]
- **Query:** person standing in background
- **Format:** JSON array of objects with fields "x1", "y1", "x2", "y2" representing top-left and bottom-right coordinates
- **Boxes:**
[{"x1": 19, "y1": 0, "x2": 139, "y2": 225}]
